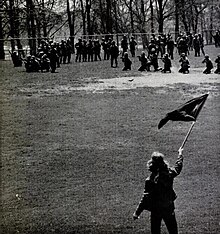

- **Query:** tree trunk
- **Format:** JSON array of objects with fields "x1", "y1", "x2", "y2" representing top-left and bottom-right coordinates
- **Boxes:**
[
  {"x1": 174, "y1": 0, "x2": 179, "y2": 39},
  {"x1": 106, "y1": 0, "x2": 112, "y2": 33},
  {"x1": 180, "y1": 0, "x2": 189, "y2": 33},
  {"x1": 80, "y1": 0, "x2": 86, "y2": 35},
  {"x1": 67, "y1": 0, "x2": 75, "y2": 52},
  {"x1": 99, "y1": 0, "x2": 106, "y2": 33},
  {"x1": 129, "y1": 0, "x2": 134, "y2": 33},
  {"x1": 9, "y1": 0, "x2": 16, "y2": 51},
  {"x1": 86, "y1": 0, "x2": 92, "y2": 35},
  {"x1": 14, "y1": 6, "x2": 24, "y2": 57},
  {"x1": 0, "y1": 0, "x2": 5, "y2": 59},
  {"x1": 42, "y1": 0, "x2": 47, "y2": 38},
  {"x1": 149, "y1": 0, "x2": 154, "y2": 33},
  {"x1": 113, "y1": 0, "x2": 119, "y2": 45},
  {"x1": 210, "y1": 3, "x2": 213, "y2": 43},
  {"x1": 141, "y1": 0, "x2": 147, "y2": 49},
  {"x1": 158, "y1": 0, "x2": 164, "y2": 33}
]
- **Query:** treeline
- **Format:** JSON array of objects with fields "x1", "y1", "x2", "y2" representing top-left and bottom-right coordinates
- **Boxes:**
[{"x1": 0, "y1": 0, "x2": 219, "y2": 59}]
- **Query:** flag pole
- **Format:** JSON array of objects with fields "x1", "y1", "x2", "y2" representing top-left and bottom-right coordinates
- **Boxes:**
[{"x1": 180, "y1": 121, "x2": 196, "y2": 149}]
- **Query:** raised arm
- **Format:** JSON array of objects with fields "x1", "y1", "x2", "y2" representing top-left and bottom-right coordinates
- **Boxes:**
[{"x1": 170, "y1": 148, "x2": 184, "y2": 177}]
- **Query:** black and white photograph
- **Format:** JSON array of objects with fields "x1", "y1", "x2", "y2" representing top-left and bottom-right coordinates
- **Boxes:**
[{"x1": 0, "y1": 0, "x2": 220, "y2": 233}]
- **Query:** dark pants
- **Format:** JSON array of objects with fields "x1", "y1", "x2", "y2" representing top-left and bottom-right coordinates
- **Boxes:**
[{"x1": 151, "y1": 210, "x2": 178, "y2": 234}]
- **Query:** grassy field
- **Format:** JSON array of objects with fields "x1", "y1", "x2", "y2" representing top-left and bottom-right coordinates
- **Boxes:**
[{"x1": 0, "y1": 45, "x2": 220, "y2": 234}]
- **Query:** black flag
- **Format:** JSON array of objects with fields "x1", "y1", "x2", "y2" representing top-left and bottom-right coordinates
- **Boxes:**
[{"x1": 158, "y1": 94, "x2": 209, "y2": 129}]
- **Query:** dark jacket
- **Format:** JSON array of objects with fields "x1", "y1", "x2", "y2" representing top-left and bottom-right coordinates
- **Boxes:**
[{"x1": 135, "y1": 155, "x2": 183, "y2": 216}]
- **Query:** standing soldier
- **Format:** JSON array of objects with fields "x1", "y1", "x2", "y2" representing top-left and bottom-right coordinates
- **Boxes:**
[
  {"x1": 82, "y1": 40, "x2": 88, "y2": 62},
  {"x1": 187, "y1": 32, "x2": 194, "y2": 51},
  {"x1": 149, "y1": 48, "x2": 160, "y2": 72},
  {"x1": 121, "y1": 35, "x2": 128, "y2": 57},
  {"x1": 214, "y1": 55, "x2": 220, "y2": 74},
  {"x1": 94, "y1": 39, "x2": 102, "y2": 61},
  {"x1": 60, "y1": 40, "x2": 67, "y2": 64},
  {"x1": 87, "y1": 39, "x2": 94, "y2": 62},
  {"x1": 49, "y1": 44, "x2": 58, "y2": 73},
  {"x1": 148, "y1": 39, "x2": 157, "y2": 56},
  {"x1": 157, "y1": 35, "x2": 165, "y2": 58},
  {"x1": 101, "y1": 38, "x2": 108, "y2": 60},
  {"x1": 202, "y1": 54, "x2": 213, "y2": 74},
  {"x1": 167, "y1": 35, "x2": 175, "y2": 60},
  {"x1": 66, "y1": 39, "x2": 72, "y2": 63},
  {"x1": 56, "y1": 42, "x2": 61, "y2": 67},
  {"x1": 129, "y1": 36, "x2": 137, "y2": 57},
  {"x1": 193, "y1": 35, "x2": 201, "y2": 57},
  {"x1": 211, "y1": 31, "x2": 220, "y2": 48},
  {"x1": 109, "y1": 40, "x2": 119, "y2": 68},
  {"x1": 75, "y1": 38, "x2": 83, "y2": 62},
  {"x1": 198, "y1": 34, "x2": 205, "y2": 56}
]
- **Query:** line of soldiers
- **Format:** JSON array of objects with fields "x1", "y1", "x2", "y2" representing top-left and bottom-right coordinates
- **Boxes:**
[{"x1": 74, "y1": 35, "x2": 138, "y2": 63}]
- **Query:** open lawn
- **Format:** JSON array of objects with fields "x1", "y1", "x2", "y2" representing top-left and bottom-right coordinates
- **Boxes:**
[{"x1": 0, "y1": 45, "x2": 220, "y2": 234}]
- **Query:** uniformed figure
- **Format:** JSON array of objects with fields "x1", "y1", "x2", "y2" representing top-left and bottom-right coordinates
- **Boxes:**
[
  {"x1": 202, "y1": 55, "x2": 213, "y2": 74},
  {"x1": 133, "y1": 148, "x2": 184, "y2": 234},
  {"x1": 75, "y1": 38, "x2": 83, "y2": 62},
  {"x1": 11, "y1": 51, "x2": 22, "y2": 67},
  {"x1": 177, "y1": 37, "x2": 188, "y2": 55},
  {"x1": 121, "y1": 35, "x2": 128, "y2": 57},
  {"x1": 101, "y1": 38, "x2": 108, "y2": 60},
  {"x1": 157, "y1": 35, "x2": 165, "y2": 58},
  {"x1": 212, "y1": 31, "x2": 220, "y2": 48},
  {"x1": 167, "y1": 36, "x2": 175, "y2": 60},
  {"x1": 60, "y1": 40, "x2": 67, "y2": 64},
  {"x1": 87, "y1": 40, "x2": 94, "y2": 62},
  {"x1": 24, "y1": 55, "x2": 40, "y2": 72},
  {"x1": 66, "y1": 39, "x2": 72, "y2": 63},
  {"x1": 82, "y1": 40, "x2": 88, "y2": 62},
  {"x1": 56, "y1": 42, "x2": 61, "y2": 67},
  {"x1": 94, "y1": 40, "x2": 102, "y2": 61},
  {"x1": 187, "y1": 32, "x2": 194, "y2": 51},
  {"x1": 161, "y1": 53, "x2": 172, "y2": 73},
  {"x1": 149, "y1": 48, "x2": 160, "y2": 71},
  {"x1": 24, "y1": 55, "x2": 32, "y2": 72},
  {"x1": 109, "y1": 41, "x2": 119, "y2": 67},
  {"x1": 137, "y1": 51, "x2": 150, "y2": 71},
  {"x1": 193, "y1": 35, "x2": 200, "y2": 57},
  {"x1": 40, "y1": 54, "x2": 50, "y2": 72},
  {"x1": 148, "y1": 39, "x2": 158, "y2": 56},
  {"x1": 129, "y1": 36, "x2": 137, "y2": 57},
  {"x1": 48, "y1": 44, "x2": 58, "y2": 73},
  {"x1": 198, "y1": 34, "x2": 205, "y2": 56},
  {"x1": 122, "y1": 52, "x2": 132, "y2": 71},
  {"x1": 214, "y1": 55, "x2": 220, "y2": 74},
  {"x1": 179, "y1": 53, "x2": 190, "y2": 74},
  {"x1": 106, "y1": 38, "x2": 112, "y2": 60}
]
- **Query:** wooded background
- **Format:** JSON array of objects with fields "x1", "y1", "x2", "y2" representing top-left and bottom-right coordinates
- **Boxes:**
[{"x1": 0, "y1": 0, "x2": 219, "y2": 59}]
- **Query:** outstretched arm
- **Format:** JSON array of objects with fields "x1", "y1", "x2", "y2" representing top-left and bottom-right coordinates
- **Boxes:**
[{"x1": 170, "y1": 148, "x2": 184, "y2": 178}]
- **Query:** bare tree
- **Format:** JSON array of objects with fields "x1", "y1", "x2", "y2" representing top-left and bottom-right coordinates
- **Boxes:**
[{"x1": 0, "y1": 0, "x2": 5, "y2": 59}]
